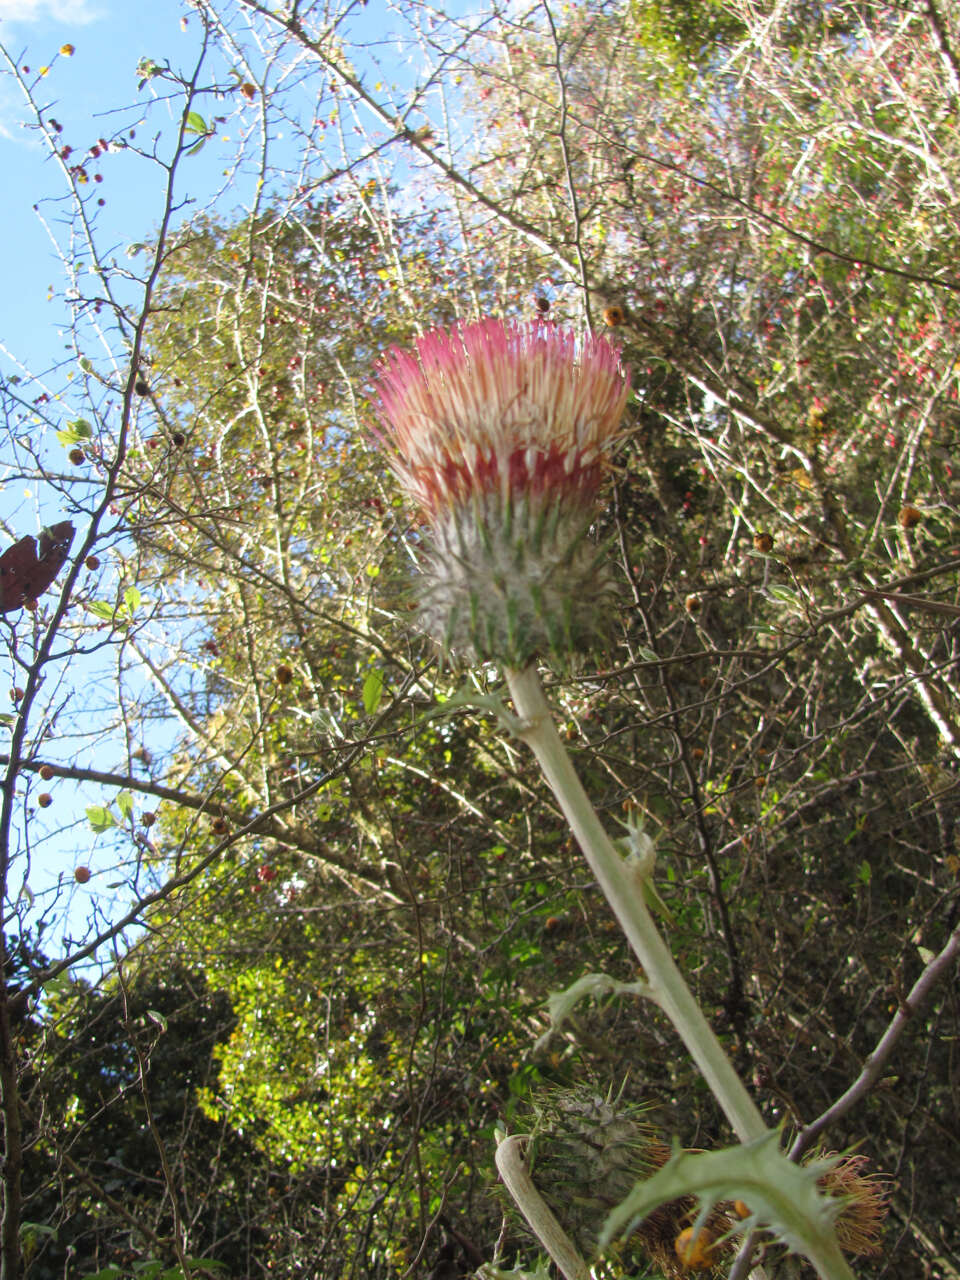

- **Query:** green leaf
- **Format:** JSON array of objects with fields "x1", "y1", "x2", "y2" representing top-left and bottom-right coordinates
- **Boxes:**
[
  {"x1": 115, "y1": 790, "x2": 134, "y2": 821},
  {"x1": 88, "y1": 601, "x2": 116, "y2": 621},
  {"x1": 362, "y1": 668, "x2": 384, "y2": 715},
  {"x1": 768, "y1": 584, "x2": 802, "y2": 608},
  {"x1": 185, "y1": 111, "x2": 208, "y2": 134},
  {"x1": 146, "y1": 1008, "x2": 169, "y2": 1032},
  {"x1": 56, "y1": 418, "x2": 94, "y2": 446},
  {"x1": 535, "y1": 972, "x2": 649, "y2": 1051},
  {"x1": 80, "y1": 1270, "x2": 124, "y2": 1280},
  {"x1": 86, "y1": 804, "x2": 116, "y2": 833},
  {"x1": 123, "y1": 585, "x2": 142, "y2": 613},
  {"x1": 600, "y1": 1131, "x2": 853, "y2": 1280}
]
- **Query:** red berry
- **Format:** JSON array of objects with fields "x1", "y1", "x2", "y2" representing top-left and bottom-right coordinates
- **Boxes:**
[{"x1": 74, "y1": 866, "x2": 91, "y2": 884}]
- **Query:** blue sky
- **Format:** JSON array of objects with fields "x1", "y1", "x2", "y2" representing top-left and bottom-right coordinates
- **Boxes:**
[{"x1": 0, "y1": 0, "x2": 439, "y2": 956}]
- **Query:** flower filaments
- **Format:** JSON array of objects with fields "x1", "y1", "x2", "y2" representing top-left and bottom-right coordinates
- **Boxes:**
[{"x1": 375, "y1": 319, "x2": 630, "y2": 666}]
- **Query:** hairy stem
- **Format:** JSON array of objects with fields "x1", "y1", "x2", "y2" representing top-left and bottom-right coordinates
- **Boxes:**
[{"x1": 505, "y1": 663, "x2": 766, "y2": 1143}]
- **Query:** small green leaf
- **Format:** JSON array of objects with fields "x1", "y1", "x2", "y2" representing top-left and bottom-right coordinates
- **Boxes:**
[
  {"x1": 362, "y1": 668, "x2": 384, "y2": 715},
  {"x1": 86, "y1": 804, "x2": 116, "y2": 833},
  {"x1": 56, "y1": 418, "x2": 94, "y2": 446},
  {"x1": 185, "y1": 111, "x2": 208, "y2": 134},
  {"x1": 88, "y1": 601, "x2": 116, "y2": 621},
  {"x1": 123, "y1": 585, "x2": 141, "y2": 613},
  {"x1": 146, "y1": 1008, "x2": 168, "y2": 1032},
  {"x1": 536, "y1": 972, "x2": 649, "y2": 1051},
  {"x1": 768, "y1": 584, "x2": 802, "y2": 607},
  {"x1": 115, "y1": 791, "x2": 134, "y2": 821}
]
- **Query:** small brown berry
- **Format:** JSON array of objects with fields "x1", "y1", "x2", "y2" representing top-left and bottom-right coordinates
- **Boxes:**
[
  {"x1": 85, "y1": 555, "x2": 100, "y2": 570},
  {"x1": 69, "y1": 448, "x2": 85, "y2": 465},
  {"x1": 171, "y1": 432, "x2": 186, "y2": 447},
  {"x1": 544, "y1": 915, "x2": 561, "y2": 933},
  {"x1": 753, "y1": 531, "x2": 774, "y2": 553},
  {"x1": 275, "y1": 664, "x2": 293, "y2": 685},
  {"x1": 684, "y1": 594, "x2": 702, "y2": 613},
  {"x1": 9, "y1": 688, "x2": 24, "y2": 703},
  {"x1": 240, "y1": 82, "x2": 257, "y2": 100},
  {"x1": 23, "y1": 598, "x2": 38, "y2": 612},
  {"x1": 534, "y1": 295, "x2": 550, "y2": 314},
  {"x1": 135, "y1": 379, "x2": 150, "y2": 395},
  {"x1": 37, "y1": 793, "x2": 53, "y2": 808},
  {"x1": 39, "y1": 765, "x2": 54, "y2": 781},
  {"x1": 141, "y1": 811, "x2": 156, "y2": 827},
  {"x1": 898, "y1": 505, "x2": 923, "y2": 529},
  {"x1": 211, "y1": 816, "x2": 228, "y2": 835},
  {"x1": 74, "y1": 866, "x2": 91, "y2": 883},
  {"x1": 602, "y1": 305, "x2": 625, "y2": 326}
]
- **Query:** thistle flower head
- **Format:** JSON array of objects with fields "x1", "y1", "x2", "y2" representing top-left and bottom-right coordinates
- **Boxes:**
[{"x1": 375, "y1": 319, "x2": 630, "y2": 666}]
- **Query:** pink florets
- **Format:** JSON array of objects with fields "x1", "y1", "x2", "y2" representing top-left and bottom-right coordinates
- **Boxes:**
[{"x1": 376, "y1": 319, "x2": 630, "y2": 516}]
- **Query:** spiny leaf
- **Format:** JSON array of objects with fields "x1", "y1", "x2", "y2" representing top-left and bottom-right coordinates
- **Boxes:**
[{"x1": 600, "y1": 1131, "x2": 855, "y2": 1279}]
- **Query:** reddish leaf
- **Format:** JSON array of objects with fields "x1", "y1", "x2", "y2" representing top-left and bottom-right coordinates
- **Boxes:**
[{"x1": 0, "y1": 522, "x2": 75, "y2": 614}]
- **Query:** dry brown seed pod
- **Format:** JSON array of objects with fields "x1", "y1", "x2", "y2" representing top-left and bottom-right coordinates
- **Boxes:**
[{"x1": 753, "y1": 531, "x2": 774, "y2": 553}]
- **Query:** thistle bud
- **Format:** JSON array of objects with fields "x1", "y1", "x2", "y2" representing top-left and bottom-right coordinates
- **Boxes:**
[{"x1": 375, "y1": 320, "x2": 630, "y2": 666}]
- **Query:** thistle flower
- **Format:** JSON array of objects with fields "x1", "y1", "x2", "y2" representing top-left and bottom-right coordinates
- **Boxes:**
[
  {"x1": 816, "y1": 1151, "x2": 890, "y2": 1257},
  {"x1": 375, "y1": 319, "x2": 630, "y2": 666}
]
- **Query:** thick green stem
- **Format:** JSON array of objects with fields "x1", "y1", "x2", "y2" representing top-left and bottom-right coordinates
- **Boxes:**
[
  {"x1": 503, "y1": 667, "x2": 858, "y2": 1280},
  {"x1": 505, "y1": 664, "x2": 767, "y2": 1142}
]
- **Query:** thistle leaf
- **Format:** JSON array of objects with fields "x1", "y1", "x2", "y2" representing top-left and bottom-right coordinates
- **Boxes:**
[{"x1": 600, "y1": 1131, "x2": 854, "y2": 1279}]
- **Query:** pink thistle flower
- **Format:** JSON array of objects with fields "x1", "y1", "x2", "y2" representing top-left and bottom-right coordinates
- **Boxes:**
[{"x1": 375, "y1": 319, "x2": 630, "y2": 665}]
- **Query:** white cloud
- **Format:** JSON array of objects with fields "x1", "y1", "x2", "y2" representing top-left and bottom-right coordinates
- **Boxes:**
[{"x1": 0, "y1": 0, "x2": 99, "y2": 22}]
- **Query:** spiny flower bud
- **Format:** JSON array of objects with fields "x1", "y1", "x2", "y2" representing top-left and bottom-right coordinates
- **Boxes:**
[{"x1": 375, "y1": 319, "x2": 630, "y2": 666}]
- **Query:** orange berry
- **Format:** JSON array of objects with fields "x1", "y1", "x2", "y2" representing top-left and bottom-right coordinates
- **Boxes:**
[
  {"x1": 37, "y1": 793, "x2": 53, "y2": 808},
  {"x1": 684, "y1": 594, "x2": 702, "y2": 613},
  {"x1": 603, "y1": 305, "x2": 625, "y2": 326},
  {"x1": 753, "y1": 531, "x2": 774, "y2": 553},
  {"x1": 733, "y1": 1200, "x2": 751, "y2": 1219},
  {"x1": 674, "y1": 1226, "x2": 717, "y2": 1271}
]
